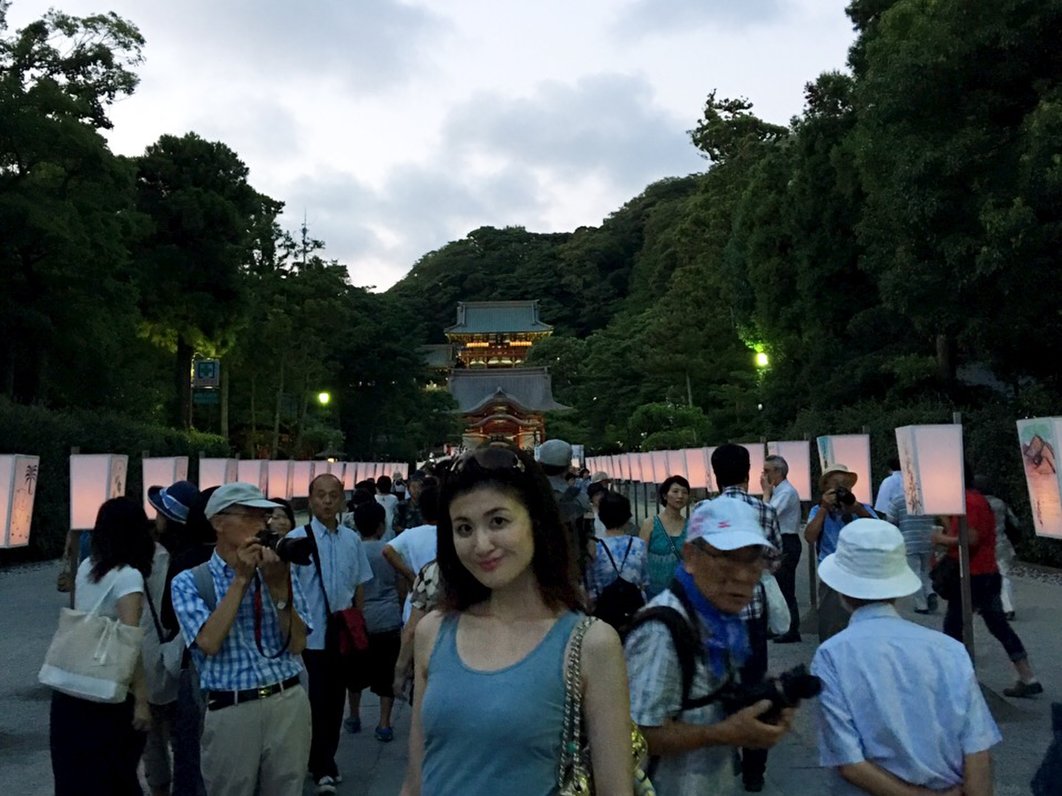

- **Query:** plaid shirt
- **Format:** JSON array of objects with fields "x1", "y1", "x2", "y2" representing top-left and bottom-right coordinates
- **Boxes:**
[
  {"x1": 718, "y1": 487, "x2": 782, "y2": 621},
  {"x1": 171, "y1": 551, "x2": 312, "y2": 691}
]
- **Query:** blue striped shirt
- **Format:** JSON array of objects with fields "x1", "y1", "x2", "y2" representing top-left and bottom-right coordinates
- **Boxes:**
[{"x1": 171, "y1": 551, "x2": 312, "y2": 691}]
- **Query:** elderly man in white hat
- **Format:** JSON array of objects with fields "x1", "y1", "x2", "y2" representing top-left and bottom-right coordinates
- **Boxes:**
[
  {"x1": 811, "y1": 520, "x2": 1000, "y2": 796},
  {"x1": 624, "y1": 498, "x2": 797, "y2": 796}
]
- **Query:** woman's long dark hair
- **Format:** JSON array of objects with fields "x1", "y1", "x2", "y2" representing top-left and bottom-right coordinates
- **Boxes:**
[
  {"x1": 436, "y1": 446, "x2": 583, "y2": 613},
  {"x1": 89, "y1": 497, "x2": 155, "y2": 583}
]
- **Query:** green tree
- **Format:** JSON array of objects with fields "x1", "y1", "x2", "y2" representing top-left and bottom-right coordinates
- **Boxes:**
[
  {"x1": 0, "y1": 3, "x2": 148, "y2": 407},
  {"x1": 133, "y1": 132, "x2": 269, "y2": 428}
]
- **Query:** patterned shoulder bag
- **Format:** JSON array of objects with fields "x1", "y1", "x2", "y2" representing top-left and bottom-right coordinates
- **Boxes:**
[{"x1": 558, "y1": 615, "x2": 656, "y2": 796}]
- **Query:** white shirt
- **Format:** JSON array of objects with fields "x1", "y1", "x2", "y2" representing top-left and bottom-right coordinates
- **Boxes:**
[
  {"x1": 874, "y1": 471, "x2": 904, "y2": 518},
  {"x1": 386, "y1": 523, "x2": 437, "y2": 622},
  {"x1": 75, "y1": 558, "x2": 144, "y2": 619},
  {"x1": 376, "y1": 493, "x2": 399, "y2": 536},
  {"x1": 768, "y1": 479, "x2": 801, "y2": 535}
]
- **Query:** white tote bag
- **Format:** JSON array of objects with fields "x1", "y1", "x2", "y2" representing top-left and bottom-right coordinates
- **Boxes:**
[
  {"x1": 761, "y1": 572, "x2": 791, "y2": 635},
  {"x1": 39, "y1": 582, "x2": 145, "y2": 703}
]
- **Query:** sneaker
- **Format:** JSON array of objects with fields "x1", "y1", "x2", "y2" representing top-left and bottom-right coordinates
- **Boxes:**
[
  {"x1": 913, "y1": 608, "x2": 932, "y2": 615},
  {"x1": 344, "y1": 716, "x2": 361, "y2": 734},
  {"x1": 315, "y1": 776, "x2": 337, "y2": 795},
  {"x1": 772, "y1": 633, "x2": 801, "y2": 644},
  {"x1": 375, "y1": 726, "x2": 395, "y2": 742},
  {"x1": 1003, "y1": 680, "x2": 1043, "y2": 698}
]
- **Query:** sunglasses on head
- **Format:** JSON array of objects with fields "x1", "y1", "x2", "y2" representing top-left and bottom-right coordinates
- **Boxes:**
[{"x1": 449, "y1": 446, "x2": 527, "y2": 476}]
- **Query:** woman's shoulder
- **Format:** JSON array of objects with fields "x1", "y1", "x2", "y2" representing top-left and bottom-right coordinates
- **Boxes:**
[{"x1": 582, "y1": 615, "x2": 623, "y2": 659}]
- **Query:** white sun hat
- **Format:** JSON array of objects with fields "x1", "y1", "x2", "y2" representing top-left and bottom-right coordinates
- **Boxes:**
[{"x1": 817, "y1": 519, "x2": 922, "y2": 600}]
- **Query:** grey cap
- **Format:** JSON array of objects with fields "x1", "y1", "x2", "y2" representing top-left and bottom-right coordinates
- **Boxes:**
[
  {"x1": 205, "y1": 482, "x2": 281, "y2": 519},
  {"x1": 537, "y1": 439, "x2": 573, "y2": 468}
]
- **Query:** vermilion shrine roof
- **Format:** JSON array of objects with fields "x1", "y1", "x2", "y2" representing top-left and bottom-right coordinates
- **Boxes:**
[{"x1": 444, "y1": 300, "x2": 553, "y2": 335}]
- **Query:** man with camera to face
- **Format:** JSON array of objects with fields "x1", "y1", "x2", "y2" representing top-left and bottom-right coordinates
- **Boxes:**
[
  {"x1": 286, "y1": 473, "x2": 373, "y2": 795},
  {"x1": 804, "y1": 465, "x2": 876, "y2": 642},
  {"x1": 170, "y1": 483, "x2": 312, "y2": 796}
]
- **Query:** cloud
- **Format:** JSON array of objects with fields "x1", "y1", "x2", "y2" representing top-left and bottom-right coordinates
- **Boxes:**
[
  {"x1": 613, "y1": 0, "x2": 787, "y2": 37},
  {"x1": 442, "y1": 73, "x2": 703, "y2": 193},
  {"x1": 276, "y1": 71, "x2": 705, "y2": 290}
]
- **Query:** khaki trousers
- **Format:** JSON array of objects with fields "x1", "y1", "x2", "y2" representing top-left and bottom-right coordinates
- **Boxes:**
[{"x1": 200, "y1": 683, "x2": 311, "y2": 796}]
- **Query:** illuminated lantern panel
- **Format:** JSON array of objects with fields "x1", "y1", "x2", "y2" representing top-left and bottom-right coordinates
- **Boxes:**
[
  {"x1": 766, "y1": 441, "x2": 812, "y2": 501},
  {"x1": 895, "y1": 425, "x2": 967, "y2": 517},
  {"x1": 141, "y1": 457, "x2": 189, "y2": 517},
  {"x1": 682, "y1": 448, "x2": 710, "y2": 491},
  {"x1": 1015, "y1": 417, "x2": 1062, "y2": 538},
  {"x1": 237, "y1": 458, "x2": 269, "y2": 496},
  {"x1": 70, "y1": 454, "x2": 128, "y2": 531},
  {"x1": 650, "y1": 451, "x2": 671, "y2": 486},
  {"x1": 343, "y1": 462, "x2": 356, "y2": 490},
  {"x1": 816, "y1": 435, "x2": 873, "y2": 504},
  {"x1": 740, "y1": 444, "x2": 766, "y2": 496},
  {"x1": 267, "y1": 461, "x2": 295, "y2": 501},
  {"x1": 0, "y1": 454, "x2": 40, "y2": 548},
  {"x1": 292, "y1": 461, "x2": 316, "y2": 498},
  {"x1": 200, "y1": 458, "x2": 238, "y2": 491}
]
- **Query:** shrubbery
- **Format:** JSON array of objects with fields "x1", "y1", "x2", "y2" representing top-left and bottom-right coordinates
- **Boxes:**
[{"x1": 0, "y1": 399, "x2": 228, "y2": 560}]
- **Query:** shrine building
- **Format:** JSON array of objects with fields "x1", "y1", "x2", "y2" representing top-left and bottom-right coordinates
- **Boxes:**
[
  {"x1": 431, "y1": 300, "x2": 568, "y2": 449},
  {"x1": 444, "y1": 300, "x2": 553, "y2": 367}
]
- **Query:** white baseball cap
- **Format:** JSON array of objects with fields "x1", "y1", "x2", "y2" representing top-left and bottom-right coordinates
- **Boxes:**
[
  {"x1": 687, "y1": 498, "x2": 778, "y2": 552},
  {"x1": 817, "y1": 519, "x2": 922, "y2": 600}
]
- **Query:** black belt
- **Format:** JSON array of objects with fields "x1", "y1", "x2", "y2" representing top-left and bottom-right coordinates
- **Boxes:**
[{"x1": 206, "y1": 675, "x2": 300, "y2": 711}]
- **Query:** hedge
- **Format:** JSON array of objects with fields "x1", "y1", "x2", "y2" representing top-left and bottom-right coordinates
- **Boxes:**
[{"x1": 0, "y1": 398, "x2": 229, "y2": 560}]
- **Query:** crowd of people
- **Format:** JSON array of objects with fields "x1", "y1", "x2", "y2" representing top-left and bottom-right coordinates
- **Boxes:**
[{"x1": 44, "y1": 439, "x2": 1044, "y2": 795}]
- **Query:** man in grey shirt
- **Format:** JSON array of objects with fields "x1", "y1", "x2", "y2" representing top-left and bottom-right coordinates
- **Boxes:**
[{"x1": 762, "y1": 455, "x2": 802, "y2": 642}]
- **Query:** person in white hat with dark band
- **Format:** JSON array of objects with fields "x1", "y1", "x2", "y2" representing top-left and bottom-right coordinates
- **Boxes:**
[{"x1": 811, "y1": 520, "x2": 1000, "y2": 796}]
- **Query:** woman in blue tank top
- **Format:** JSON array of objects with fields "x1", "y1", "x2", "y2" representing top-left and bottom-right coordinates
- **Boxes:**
[
  {"x1": 400, "y1": 446, "x2": 634, "y2": 796},
  {"x1": 638, "y1": 475, "x2": 690, "y2": 599}
]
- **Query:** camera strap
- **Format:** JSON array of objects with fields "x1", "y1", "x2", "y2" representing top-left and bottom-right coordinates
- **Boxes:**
[{"x1": 253, "y1": 570, "x2": 294, "y2": 660}]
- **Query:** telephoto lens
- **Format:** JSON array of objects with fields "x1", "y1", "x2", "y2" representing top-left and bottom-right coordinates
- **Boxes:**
[{"x1": 254, "y1": 530, "x2": 314, "y2": 566}]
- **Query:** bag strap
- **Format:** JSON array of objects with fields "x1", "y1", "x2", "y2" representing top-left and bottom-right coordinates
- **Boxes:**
[
  {"x1": 143, "y1": 584, "x2": 166, "y2": 643},
  {"x1": 619, "y1": 536, "x2": 634, "y2": 569},
  {"x1": 558, "y1": 616, "x2": 594, "y2": 783},
  {"x1": 303, "y1": 524, "x2": 334, "y2": 616},
  {"x1": 656, "y1": 516, "x2": 684, "y2": 562},
  {"x1": 595, "y1": 537, "x2": 622, "y2": 577},
  {"x1": 191, "y1": 562, "x2": 217, "y2": 612}
]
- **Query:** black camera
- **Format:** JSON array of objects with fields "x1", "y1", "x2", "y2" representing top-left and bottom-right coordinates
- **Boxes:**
[
  {"x1": 717, "y1": 664, "x2": 822, "y2": 724},
  {"x1": 254, "y1": 530, "x2": 314, "y2": 566},
  {"x1": 833, "y1": 486, "x2": 857, "y2": 508}
]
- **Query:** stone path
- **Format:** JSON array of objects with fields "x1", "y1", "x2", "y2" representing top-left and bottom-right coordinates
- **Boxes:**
[{"x1": 1, "y1": 553, "x2": 1055, "y2": 794}]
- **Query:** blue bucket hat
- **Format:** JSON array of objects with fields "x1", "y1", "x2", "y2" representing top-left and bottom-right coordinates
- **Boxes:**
[{"x1": 147, "y1": 480, "x2": 200, "y2": 524}]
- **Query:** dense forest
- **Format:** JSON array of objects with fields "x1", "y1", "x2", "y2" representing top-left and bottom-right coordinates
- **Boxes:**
[{"x1": 3, "y1": 0, "x2": 1062, "y2": 559}]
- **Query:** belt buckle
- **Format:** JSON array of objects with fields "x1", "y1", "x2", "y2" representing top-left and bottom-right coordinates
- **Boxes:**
[{"x1": 258, "y1": 686, "x2": 271, "y2": 699}]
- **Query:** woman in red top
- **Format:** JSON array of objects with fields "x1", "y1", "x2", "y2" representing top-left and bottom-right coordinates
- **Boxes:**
[{"x1": 932, "y1": 486, "x2": 1042, "y2": 698}]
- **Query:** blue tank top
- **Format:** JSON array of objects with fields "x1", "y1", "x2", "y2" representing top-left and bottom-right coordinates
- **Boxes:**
[
  {"x1": 646, "y1": 515, "x2": 686, "y2": 599},
  {"x1": 421, "y1": 610, "x2": 581, "y2": 796}
]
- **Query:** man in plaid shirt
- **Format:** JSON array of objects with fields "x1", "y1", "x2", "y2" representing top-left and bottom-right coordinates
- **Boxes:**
[{"x1": 711, "y1": 444, "x2": 782, "y2": 793}]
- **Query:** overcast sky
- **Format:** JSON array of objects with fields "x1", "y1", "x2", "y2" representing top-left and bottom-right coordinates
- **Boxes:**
[{"x1": 12, "y1": 1, "x2": 855, "y2": 290}]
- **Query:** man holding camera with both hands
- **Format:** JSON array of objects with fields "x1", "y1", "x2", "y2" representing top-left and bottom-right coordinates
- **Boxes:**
[
  {"x1": 624, "y1": 499, "x2": 815, "y2": 796},
  {"x1": 171, "y1": 483, "x2": 312, "y2": 796},
  {"x1": 803, "y1": 464, "x2": 877, "y2": 642}
]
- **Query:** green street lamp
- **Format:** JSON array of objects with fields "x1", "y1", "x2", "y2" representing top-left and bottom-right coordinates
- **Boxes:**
[
  {"x1": 317, "y1": 391, "x2": 331, "y2": 406},
  {"x1": 754, "y1": 352, "x2": 770, "y2": 369}
]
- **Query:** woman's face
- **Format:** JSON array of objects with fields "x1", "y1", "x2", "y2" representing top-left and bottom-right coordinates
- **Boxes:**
[
  {"x1": 665, "y1": 482, "x2": 689, "y2": 510},
  {"x1": 450, "y1": 485, "x2": 535, "y2": 592},
  {"x1": 268, "y1": 508, "x2": 293, "y2": 535}
]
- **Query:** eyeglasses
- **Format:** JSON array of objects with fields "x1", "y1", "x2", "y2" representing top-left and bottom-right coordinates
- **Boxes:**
[
  {"x1": 694, "y1": 542, "x2": 768, "y2": 568},
  {"x1": 449, "y1": 446, "x2": 527, "y2": 476},
  {"x1": 220, "y1": 508, "x2": 268, "y2": 520}
]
